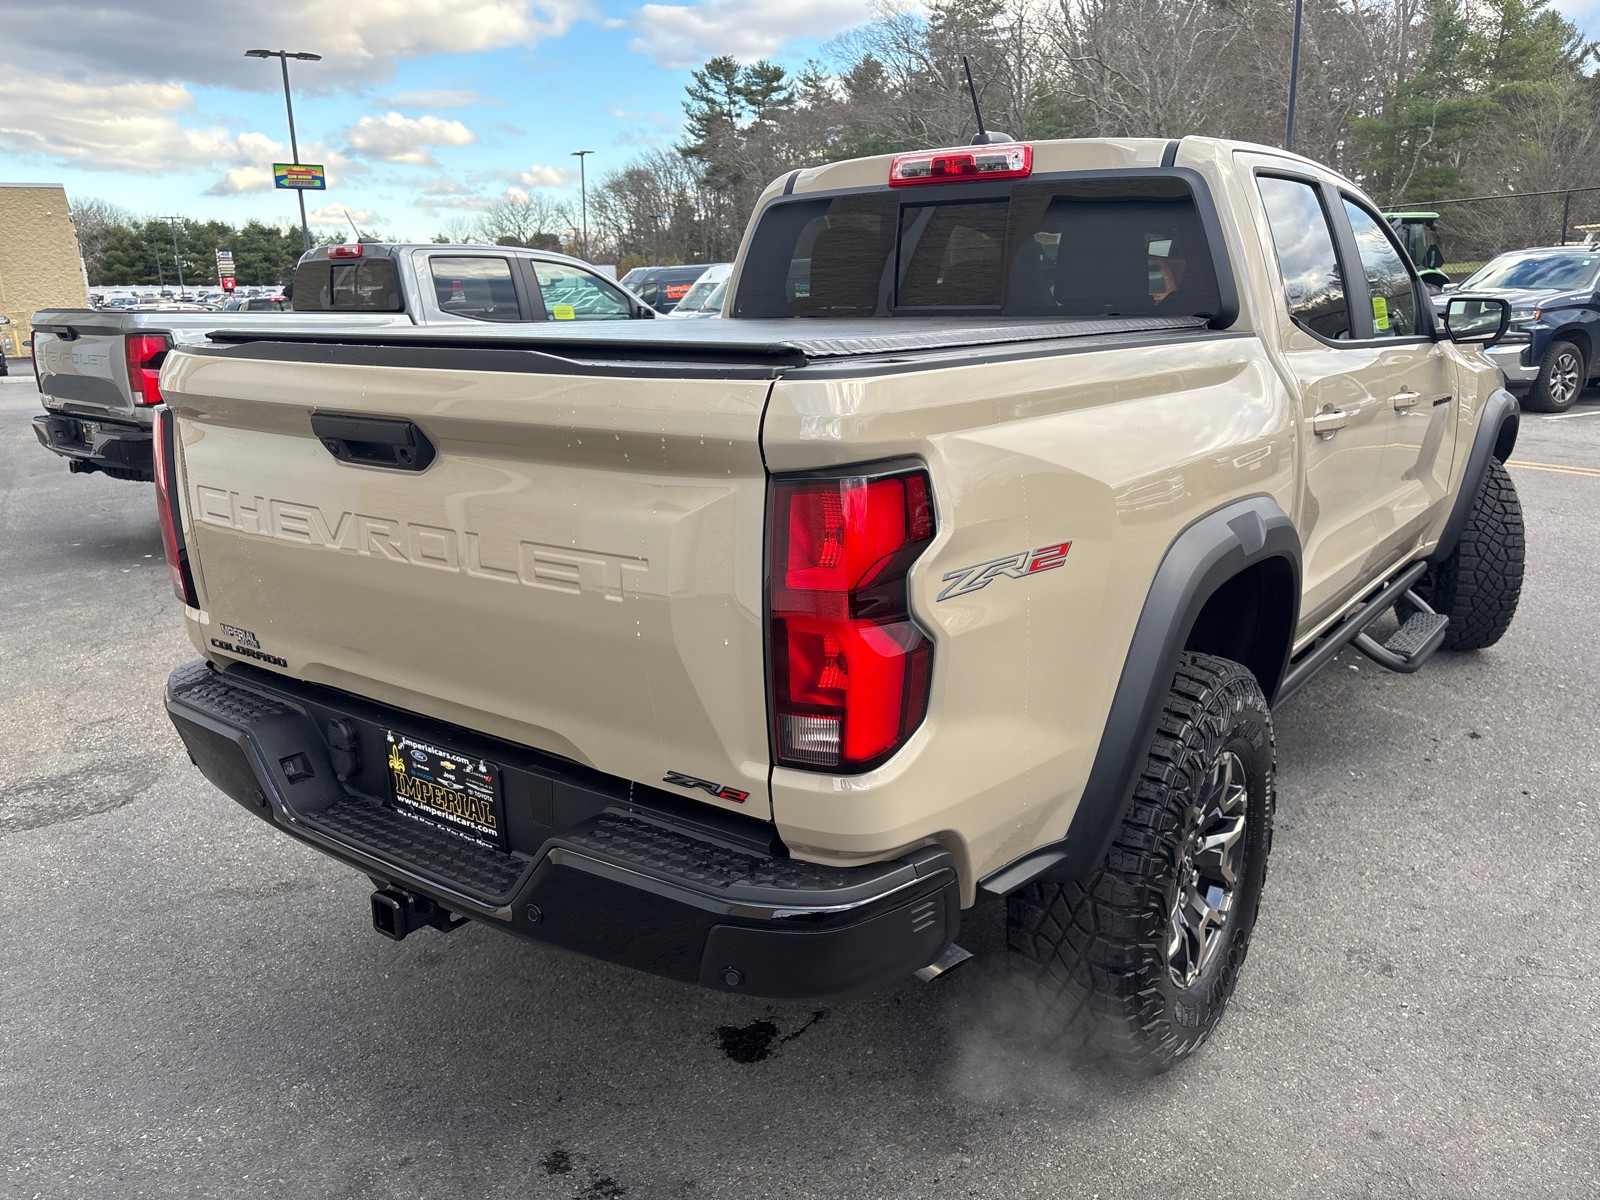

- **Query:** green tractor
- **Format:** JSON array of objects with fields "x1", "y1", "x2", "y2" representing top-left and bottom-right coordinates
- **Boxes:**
[{"x1": 1383, "y1": 211, "x2": 1451, "y2": 290}]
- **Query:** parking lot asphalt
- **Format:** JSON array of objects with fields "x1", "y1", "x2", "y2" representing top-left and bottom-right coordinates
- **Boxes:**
[{"x1": 2, "y1": 371, "x2": 1597, "y2": 1200}]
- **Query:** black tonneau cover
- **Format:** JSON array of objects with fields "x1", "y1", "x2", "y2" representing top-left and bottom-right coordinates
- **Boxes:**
[{"x1": 202, "y1": 314, "x2": 1208, "y2": 368}]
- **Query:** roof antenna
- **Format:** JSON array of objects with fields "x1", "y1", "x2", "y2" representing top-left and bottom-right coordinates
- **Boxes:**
[
  {"x1": 963, "y1": 56, "x2": 1011, "y2": 145},
  {"x1": 343, "y1": 207, "x2": 362, "y2": 243}
]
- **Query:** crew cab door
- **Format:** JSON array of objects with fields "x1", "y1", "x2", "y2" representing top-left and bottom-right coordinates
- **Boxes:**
[
  {"x1": 1251, "y1": 171, "x2": 1395, "y2": 628},
  {"x1": 1332, "y1": 195, "x2": 1458, "y2": 560}
]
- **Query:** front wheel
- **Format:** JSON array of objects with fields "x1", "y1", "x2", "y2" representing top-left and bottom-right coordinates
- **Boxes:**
[
  {"x1": 1524, "y1": 340, "x2": 1585, "y2": 413},
  {"x1": 1414, "y1": 458, "x2": 1524, "y2": 651},
  {"x1": 1006, "y1": 653, "x2": 1275, "y2": 1075}
]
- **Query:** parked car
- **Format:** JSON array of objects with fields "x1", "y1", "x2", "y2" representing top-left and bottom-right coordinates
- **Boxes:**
[
  {"x1": 30, "y1": 243, "x2": 653, "y2": 481},
  {"x1": 1435, "y1": 246, "x2": 1600, "y2": 412},
  {"x1": 617, "y1": 263, "x2": 714, "y2": 313},
  {"x1": 664, "y1": 263, "x2": 732, "y2": 318},
  {"x1": 217, "y1": 297, "x2": 291, "y2": 312}
]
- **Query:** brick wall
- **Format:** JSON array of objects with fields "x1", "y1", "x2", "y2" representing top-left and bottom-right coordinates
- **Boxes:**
[{"x1": 0, "y1": 184, "x2": 89, "y2": 357}]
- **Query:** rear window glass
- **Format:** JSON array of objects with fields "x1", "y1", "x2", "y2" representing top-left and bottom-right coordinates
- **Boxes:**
[
  {"x1": 429, "y1": 256, "x2": 521, "y2": 321},
  {"x1": 735, "y1": 177, "x2": 1222, "y2": 320},
  {"x1": 291, "y1": 258, "x2": 403, "y2": 312}
]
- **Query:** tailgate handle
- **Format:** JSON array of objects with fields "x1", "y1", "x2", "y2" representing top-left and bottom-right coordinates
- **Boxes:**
[
  {"x1": 310, "y1": 413, "x2": 436, "y2": 472},
  {"x1": 50, "y1": 325, "x2": 80, "y2": 341}
]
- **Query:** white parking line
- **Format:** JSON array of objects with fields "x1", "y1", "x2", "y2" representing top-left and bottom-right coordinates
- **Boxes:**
[{"x1": 1542, "y1": 408, "x2": 1600, "y2": 420}]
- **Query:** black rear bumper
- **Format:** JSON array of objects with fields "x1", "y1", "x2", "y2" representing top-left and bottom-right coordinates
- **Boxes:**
[
  {"x1": 164, "y1": 660, "x2": 958, "y2": 1000},
  {"x1": 32, "y1": 412, "x2": 153, "y2": 479}
]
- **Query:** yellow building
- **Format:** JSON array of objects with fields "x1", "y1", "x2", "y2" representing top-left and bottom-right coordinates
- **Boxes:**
[{"x1": 0, "y1": 183, "x2": 88, "y2": 360}]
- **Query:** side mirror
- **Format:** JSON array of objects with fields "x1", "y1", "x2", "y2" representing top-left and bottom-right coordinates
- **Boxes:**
[
  {"x1": 635, "y1": 304, "x2": 656, "y2": 319},
  {"x1": 1444, "y1": 296, "x2": 1510, "y2": 347}
]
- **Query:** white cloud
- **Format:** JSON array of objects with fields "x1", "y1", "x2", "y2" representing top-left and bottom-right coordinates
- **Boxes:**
[
  {"x1": 377, "y1": 88, "x2": 508, "y2": 108},
  {"x1": 4, "y1": 0, "x2": 591, "y2": 90},
  {"x1": 344, "y1": 112, "x2": 478, "y2": 166},
  {"x1": 306, "y1": 204, "x2": 379, "y2": 227},
  {"x1": 422, "y1": 175, "x2": 473, "y2": 195},
  {"x1": 626, "y1": 0, "x2": 874, "y2": 68},
  {"x1": 0, "y1": 68, "x2": 363, "y2": 191},
  {"x1": 414, "y1": 193, "x2": 498, "y2": 211},
  {"x1": 512, "y1": 163, "x2": 577, "y2": 187}
]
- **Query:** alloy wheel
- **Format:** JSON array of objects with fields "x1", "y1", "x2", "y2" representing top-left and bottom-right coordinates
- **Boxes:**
[
  {"x1": 1166, "y1": 750, "x2": 1249, "y2": 988},
  {"x1": 1550, "y1": 351, "x2": 1582, "y2": 406}
]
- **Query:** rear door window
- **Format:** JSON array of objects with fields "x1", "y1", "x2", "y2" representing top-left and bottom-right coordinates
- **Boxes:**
[
  {"x1": 1342, "y1": 199, "x2": 1420, "y2": 337},
  {"x1": 736, "y1": 177, "x2": 1223, "y2": 321},
  {"x1": 1256, "y1": 176, "x2": 1352, "y2": 340},
  {"x1": 532, "y1": 264, "x2": 631, "y2": 320},
  {"x1": 429, "y1": 256, "x2": 523, "y2": 322}
]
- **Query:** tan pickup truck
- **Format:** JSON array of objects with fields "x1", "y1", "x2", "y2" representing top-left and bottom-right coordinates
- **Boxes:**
[{"x1": 157, "y1": 137, "x2": 1523, "y2": 1074}]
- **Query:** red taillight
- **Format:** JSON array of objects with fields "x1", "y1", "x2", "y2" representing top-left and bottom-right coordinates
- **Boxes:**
[
  {"x1": 126, "y1": 334, "x2": 171, "y2": 405},
  {"x1": 769, "y1": 468, "x2": 935, "y2": 771},
  {"x1": 328, "y1": 244, "x2": 363, "y2": 258},
  {"x1": 889, "y1": 143, "x2": 1032, "y2": 187},
  {"x1": 153, "y1": 407, "x2": 198, "y2": 608}
]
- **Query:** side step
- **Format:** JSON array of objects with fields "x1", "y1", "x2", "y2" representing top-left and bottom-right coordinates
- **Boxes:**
[
  {"x1": 1352, "y1": 595, "x2": 1451, "y2": 673},
  {"x1": 1277, "y1": 562, "x2": 1448, "y2": 704}
]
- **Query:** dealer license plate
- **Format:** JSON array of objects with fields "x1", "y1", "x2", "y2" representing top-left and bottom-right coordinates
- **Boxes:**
[{"x1": 385, "y1": 732, "x2": 506, "y2": 848}]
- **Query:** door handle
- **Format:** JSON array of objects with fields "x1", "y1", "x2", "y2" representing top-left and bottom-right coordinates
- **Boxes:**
[
  {"x1": 1390, "y1": 389, "x2": 1420, "y2": 410},
  {"x1": 1311, "y1": 407, "x2": 1350, "y2": 435}
]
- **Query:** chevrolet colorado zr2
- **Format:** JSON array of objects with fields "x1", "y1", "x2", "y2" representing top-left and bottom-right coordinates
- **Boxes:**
[{"x1": 153, "y1": 137, "x2": 1524, "y2": 1074}]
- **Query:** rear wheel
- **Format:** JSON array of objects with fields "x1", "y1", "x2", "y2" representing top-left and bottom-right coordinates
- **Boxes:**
[
  {"x1": 1006, "y1": 653, "x2": 1275, "y2": 1075},
  {"x1": 1413, "y1": 458, "x2": 1524, "y2": 650},
  {"x1": 1524, "y1": 340, "x2": 1585, "y2": 413}
]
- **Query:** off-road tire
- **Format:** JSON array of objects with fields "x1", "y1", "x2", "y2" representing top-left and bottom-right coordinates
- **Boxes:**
[
  {"x1": 1413, "y1": 458, "x2": 1524, "y2": 651},
  {"x1": 1006, "y1": 652, "x2": 1275, "y2": 1075},
  {"x1": 1523, "y1": 340, "x2": 1585, "y2": 413}
]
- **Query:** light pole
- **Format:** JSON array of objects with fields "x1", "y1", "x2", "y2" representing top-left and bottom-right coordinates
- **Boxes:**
[
  {"x1": 571, "y1": 150, "x2": 593, "y2": 261},
  {"x1": 246, "y1": 48, "x2": 322, "y2": 253},
  {"x1": 160, "y1": 217, "x2": 186, "y2": 298},
  {"x1": 1284, "y1": 0, "x2": 1304, "y2": 152}
]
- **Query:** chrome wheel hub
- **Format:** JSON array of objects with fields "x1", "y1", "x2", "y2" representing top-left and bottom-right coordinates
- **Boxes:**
[
  {"x1": 1166, "y1": 750, "x2": 1249, "y2": 989},
  {"x1": 1551, "y1": 353, "x2": 1581, "y2": 405}
]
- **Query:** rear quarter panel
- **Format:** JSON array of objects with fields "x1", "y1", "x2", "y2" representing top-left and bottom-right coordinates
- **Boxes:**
[{"x1": 763, "y1": 335, "x2": 1295, "y2": 897}]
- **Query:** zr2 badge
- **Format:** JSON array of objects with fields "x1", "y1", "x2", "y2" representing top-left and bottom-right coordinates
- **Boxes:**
[{"x1": 937, "y1": 541, "x2": 1072, "y2": 601}]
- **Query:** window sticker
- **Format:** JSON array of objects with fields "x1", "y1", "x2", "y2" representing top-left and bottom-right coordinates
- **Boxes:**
[
  {"x1": 552, "y1": 304, "x2": 575, "y2": 320},
  {"x1": 1372, "y1": 295, "x2": 1389, "y2": 331}
]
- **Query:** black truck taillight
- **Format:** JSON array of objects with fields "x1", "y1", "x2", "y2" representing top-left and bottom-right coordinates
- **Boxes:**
[
  {"x1": 153, "y1": 407, "x2": 198, "y2": 608},
  {"x1": 768, "y1": 465, "x2": 935, "y2": 772},
  {"x1": 127, "y1": 334, "x2": 172, "y2": 405}
]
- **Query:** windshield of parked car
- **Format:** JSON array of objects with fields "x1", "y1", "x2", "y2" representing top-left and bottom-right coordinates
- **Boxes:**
[
  {"x1": 1461, "y1": 253, "x2": 1600, "y2": 293},
  {"x1": 734, "y1": 176, "x2": 1222, "y2": 320},
  {"x1": 672, "y1": 276, "x2": 725, "y2": 314}
]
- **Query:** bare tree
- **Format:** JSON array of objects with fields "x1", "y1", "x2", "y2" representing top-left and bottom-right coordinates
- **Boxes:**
[
  {"x1": 70, "y1": 197, "x2": 136, "y2": 281},
  {"x1": 475, "y1": 192, "x2": 572, "y2": 247}
]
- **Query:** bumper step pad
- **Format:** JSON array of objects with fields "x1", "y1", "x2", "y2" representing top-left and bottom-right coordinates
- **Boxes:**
[
  {"x1": 1354, "y1": 593, "x2": 1451, "y2": 674},
  {"x1": 307, "y1": 796, "x2": 528, "y2": 901}
]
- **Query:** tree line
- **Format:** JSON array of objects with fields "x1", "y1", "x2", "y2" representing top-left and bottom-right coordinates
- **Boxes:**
[
  {"x1": 74, "y1": 0, "x2": 1598, "y2": 282},
  {"x1": 585, "y1": 0, "x2": 1600, "y2": 268}
]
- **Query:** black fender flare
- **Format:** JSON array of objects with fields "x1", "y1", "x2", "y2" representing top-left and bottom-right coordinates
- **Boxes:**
[
  {"x1": 978, "y1": 495, "x2": 1301, "y2": 897},
  {"x1": 1429, "y1": 388, "x2": 1519, "y2": 566}
]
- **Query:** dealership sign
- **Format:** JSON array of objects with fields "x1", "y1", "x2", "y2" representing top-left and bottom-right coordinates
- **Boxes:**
[{"x1": 274, "y1": 164, "x2": 326, "y2": 190}]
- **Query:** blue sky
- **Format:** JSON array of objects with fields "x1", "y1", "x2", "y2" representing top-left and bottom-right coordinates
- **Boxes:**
[
  {"x1": 2, "y1": 0, "x2": 1597, "y2": 244},
  {"x1": 0, "y1": 0, "x2": 871, "y2": 242}
]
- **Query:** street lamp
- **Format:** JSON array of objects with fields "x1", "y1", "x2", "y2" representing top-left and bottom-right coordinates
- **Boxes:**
[
  {"x1": 571, "y1": 150, "x2": 594, "y2": 261},
  {"x1": 246, "y1": 48, "x2": 323, "y2": 253},
  {"x1": 160, "y1": 217, "x2": 187, "y2": 298}
]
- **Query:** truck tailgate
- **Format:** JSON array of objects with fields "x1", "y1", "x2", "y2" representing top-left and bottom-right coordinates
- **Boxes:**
[
  {"x1": 32, "y1": 317, "x2": 135, "y2": 420},
  {"x1": 163, "y1": 347, "x2": 775, "y2": 819}
]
